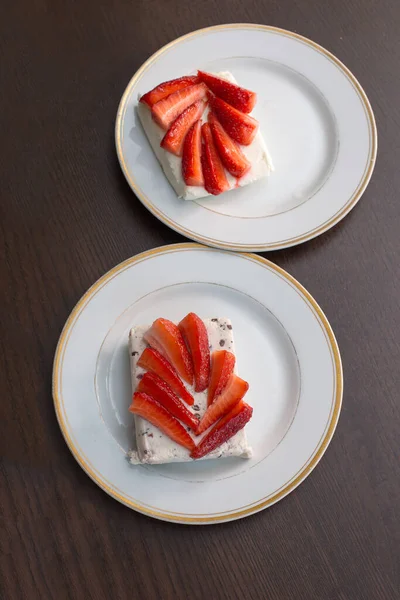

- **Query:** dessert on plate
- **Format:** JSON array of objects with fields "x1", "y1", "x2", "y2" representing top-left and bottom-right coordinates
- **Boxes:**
[
  {"x1": 128, "y1": 313, "x2": 253, "y2": 464},
  {"x1": 137, "y1": 70, "x2": 273, "y2": 200}
]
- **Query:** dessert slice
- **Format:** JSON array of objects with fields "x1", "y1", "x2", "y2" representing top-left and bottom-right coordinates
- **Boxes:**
[
  {"x1": 128, "y1": 317, "x2": 252, "y2": 464},
  {"x1": 137, "y1": 71, "x2": 273, "y2": 200}
]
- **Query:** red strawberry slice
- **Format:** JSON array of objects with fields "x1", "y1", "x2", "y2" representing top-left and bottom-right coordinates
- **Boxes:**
[
  {"x1": 201, "y1": 123, "x2": 230, "y2": 195},
  {"x1": 137, "y1": 372, "x2": 199, "y2": 430},
  {"x1": 197, "y1": 373, "x2": 249, "y2": 434},
  {"x1": 144, "y1": 318, "x2": 194, "y2": 385},
  {"x1": 178, "y1": 312, "x2": 210, "y2": 392},
  {"x1": 191, "y1": 401, "x2": 253, "y2": 459},
  {"x1": 140, "y1": 75, "x2": 198, "y2": 107},
  {"x1": 207, "y1": 350, "x2": 236, "y2": 407},
  {"x1": 208, "y1": 113, "x2": 251, "y2": 178},
  {"x1": 129, "y1": 392, "x2": 196, "y2": 451},
  {"x1": 198, "y1": 71, "x2": 257, "y2": 113},
  {"x1": 161, "y1": 100, "x2": 206, "y2": 156},
  {"x1": 208, "y1": 94, "x2": 259, "y2": 146},
  {"x1": 151, "y1": 83, "x2": 208, "y2": 130},
  {"x1": 182, "y1": 120, "x2": 204, "y2": 186},
  {"x1": 137, "y1": 347, "x2": 194, "y2": 405}
]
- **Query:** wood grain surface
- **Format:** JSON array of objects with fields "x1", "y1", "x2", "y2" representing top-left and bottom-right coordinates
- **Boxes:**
[{"x1": 1, "y1": 1, "x2": 399, "y2": 599}]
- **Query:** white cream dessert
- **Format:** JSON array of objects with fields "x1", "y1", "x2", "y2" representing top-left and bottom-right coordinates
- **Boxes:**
[
  {"x1": 137, "y1": 72, "x2": 273, "y2": 200},
  {"x1": 128, "y1": 317, "x2": 252, "y2": 464}
]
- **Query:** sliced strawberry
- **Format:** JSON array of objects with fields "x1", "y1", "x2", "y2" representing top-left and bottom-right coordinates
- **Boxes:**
[
  {"x1": 201, "y1": 123, "x2": 230, "y2": 195},
  {"x1": 178, "y1": 313, "x2": 210, "y2": 392},
  {"x1": 144, "y1": 318, "x2": 194, "y2": 385},
  {"x1": 139, "y1": 75, "x2": 198, "y2": 107},
  {"x1": 207, "y1": 350, "x2": 236, "y2": 407},
  {"x1": 129, "y1": 392, "x2": 195, "y2": 451},
  {"x1": 198, "y1": 71, "x2": 256, "y2": 113},
  {"x1": 197, "y1": 373, "x2": 249, "y2": 434},
  {"x1": 161, "y1": 100, "x2": 206, "y2": 156},
  {"x1": 137, "y1": 372, "x2": 199, "y2": 430},
  {"x1": 137, "y1": 347, "x2": 194, "y2": 405},
  {"x1": 182, "y1": 120, "x2": 204, "y2": 186},
  {"x1": 208, "y1": 94, "x2": 259, "y2": 146},
  {"x1": 191, "y1": 401, "x2": 253, "y2": 459},
  {"x1": 208, "y1": 113, "x2": 251, "y2": 178},
  {"x1": 151, "y1": 83, "x2": 208, "y2": 130}
]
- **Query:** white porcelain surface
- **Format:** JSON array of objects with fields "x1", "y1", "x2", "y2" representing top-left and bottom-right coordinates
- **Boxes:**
[
  {"x1": 53, "y1": 244, "x2": 343, "y2": 524},
  {"x1": 116, "y1": 24, "x2": 377, "y2": 251}
]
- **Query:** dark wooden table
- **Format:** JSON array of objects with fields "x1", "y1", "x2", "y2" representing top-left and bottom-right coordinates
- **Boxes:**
[{"x1": 2, "y1": 1, "x2": 399, "y2": 599}]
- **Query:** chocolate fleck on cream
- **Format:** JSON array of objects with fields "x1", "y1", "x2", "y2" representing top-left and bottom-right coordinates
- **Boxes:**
[{"x1": 219, "y1": 339, "x2": 225, "y2": 347}]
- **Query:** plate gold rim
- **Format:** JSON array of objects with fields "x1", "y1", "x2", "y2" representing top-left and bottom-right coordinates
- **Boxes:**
[
  {"x1": 52, "y1": 243, "x2": 343, "y2": 524},
  {"x1": 115, "y1": 22, "x2": 377, "y2": 251}
]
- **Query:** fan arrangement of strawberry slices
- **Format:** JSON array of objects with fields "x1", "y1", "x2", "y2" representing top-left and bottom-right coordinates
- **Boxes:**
[
  {"x1": 129, "y1": 313, "x2": 253, "y2": 459},
  {"x1": 139, "y1": 71, "x2": 261, "y2": 195}
]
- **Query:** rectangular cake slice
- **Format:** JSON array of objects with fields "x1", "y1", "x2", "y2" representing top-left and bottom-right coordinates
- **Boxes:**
[
  {"x1": 137, "y1": 71, "x2": 274, "y2": 201},
  {"x1": 128, "y1": 317, "x2": 252, "y2": 464}
]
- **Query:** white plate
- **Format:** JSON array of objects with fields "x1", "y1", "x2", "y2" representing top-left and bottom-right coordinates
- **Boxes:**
[
  {"x1": 53, "y1": 244, "x2": 342, "y2": 524},
  {"x1": 116, "y1": 24, "x2": 377, "y2": 252}
]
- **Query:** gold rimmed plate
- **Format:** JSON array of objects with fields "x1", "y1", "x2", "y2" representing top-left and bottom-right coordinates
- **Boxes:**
[
  {"x1": 116, "y1": 24, "x2": 376, "y2": 251},
  {"x1": 53, "y1": 243, "x2": 342, "y2": 524}
]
